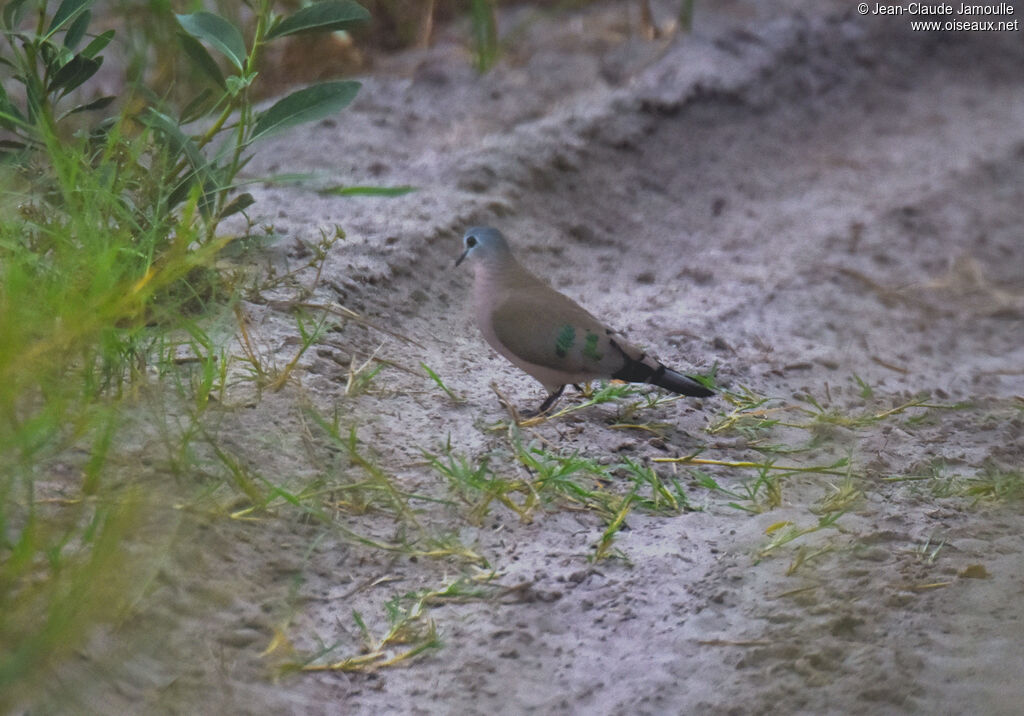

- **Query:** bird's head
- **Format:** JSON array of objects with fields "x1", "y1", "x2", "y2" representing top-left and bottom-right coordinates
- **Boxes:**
[{"x1": 455, "y1": 226, "x2": 511, "y2": 268}]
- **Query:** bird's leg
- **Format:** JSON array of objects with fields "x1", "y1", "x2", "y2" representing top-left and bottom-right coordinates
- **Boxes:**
[{"x1": 532, "y1": 385, "x2": 566, "y2": 416}]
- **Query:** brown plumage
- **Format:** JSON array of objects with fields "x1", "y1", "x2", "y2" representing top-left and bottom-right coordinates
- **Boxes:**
[{"x1": 456, "y1": 226, "x2": 713, "y2": 414}]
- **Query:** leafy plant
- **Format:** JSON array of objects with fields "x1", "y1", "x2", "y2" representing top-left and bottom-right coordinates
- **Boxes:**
[
  {"x1": 0, "y1": 119, "x2": 217, "y2": 714},
  {"x1": 0, "y1": 0, "x2": 370, "y2": 242},
  {"x1": 151, "y1": 0, "x2": 369, "y2": 239},
  {"x1": 0, "y1": 1, "x2": 373, "y2": 706},
  {"x1": 0, "y1": 0, "x2": 116, "y2": 153}
]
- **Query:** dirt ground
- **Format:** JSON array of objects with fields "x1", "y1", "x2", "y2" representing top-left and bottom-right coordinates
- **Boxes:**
[{"x1": 47, "y1": 1, "x2": 1024, "y2": 714}]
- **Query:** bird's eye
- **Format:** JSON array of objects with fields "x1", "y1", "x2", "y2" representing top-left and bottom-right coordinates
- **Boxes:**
[{"x1": 466, "y1": 236, "x2": 478, "y2": 248}]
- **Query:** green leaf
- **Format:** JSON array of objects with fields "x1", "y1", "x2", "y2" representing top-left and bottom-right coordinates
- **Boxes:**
[
  {"x1": 266, "y1": 0, "x2": 370, "y2": 40},
  {"x1": 175, "y1": 12, "x2": 246, "y2": 72},
  {"x1": 82, "y1": 29, "x2": 114, "y2": 59},
  {"x1": 251, "y1": 80, "x2": 360, "y2": 141},
  {"x1": 225, "y1": 73, "x2": 255, "y2": 97},
  {"x1": 236, "y1": 172, "x2": 320, "y2": 186},
  {"x1": 179, "y1": 88, "x2": 216, "y2": 123},
  {"x1": 220, "y1": 192, "x2": 255, "y2": 219},
  {"x1": 39, "y1": 40, "x2": 70, "y2": 75},
  {"x1": 319, "y1": 185, "x2": 417, "y2": 197},
  {"x1": 47, "y1": 0, "x2": 94, "y2": 35},
  {"x1": 142, "y1": 108, "x2": 207, "y2": 173},
  {"x1": 0, "y1": 111, "x2": 28, "y2": 132},
  {"x1": 65, "y1": 94, "x2": 115, "y2": 115},
  {"x1": 63, "y1": 9, "x2": 90, "y2": 49},
  {"x1": 0, "y1": 83, "x2": 27, "y2": 130},
  {"x1": 177, "y1": 31, "x2": 226, "y2": 89},
  {"x1": 144, "y1": 110, "x2": 223, "y2": 216},
  {"x1": 2, "y1": 0, "x2": 31, "y2": 31},
  {"x1": 0, "y1": 83, "x2": 23, "y2": 124},
  {"x1": 167, "y1": 174, "x2": 196, "y2": 210},
  {"x1": 48, "y1": 53, "x2": 102, "y2": 96}
]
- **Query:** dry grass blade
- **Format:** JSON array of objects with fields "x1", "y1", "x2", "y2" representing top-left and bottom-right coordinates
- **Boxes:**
[
  {"x1": 292, "y1": 301, "x2": 426, "y2": 349},
  {"x1": 491, "y1": 382, "x2": 527, "y2": 424},
  {"x1": 593, "y1": 493, "x2": 635, "y2": 561},
  {"x1": 653, "y1": 455, "x2": 851, "y2": 477},
  {"x1": 346, "y1": 345, "x2": 385, "y2": 396},
  {"x1": 296, "y1": 619, "x2": 439, "y2": 673},
  {"x1": 283, "y1": 577, "x2": 505, "y2": 675}
]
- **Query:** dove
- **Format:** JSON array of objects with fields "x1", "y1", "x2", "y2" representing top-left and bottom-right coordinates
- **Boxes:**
[{"x1": 455, "y1": 226, "x2": 713, "y2": 415}]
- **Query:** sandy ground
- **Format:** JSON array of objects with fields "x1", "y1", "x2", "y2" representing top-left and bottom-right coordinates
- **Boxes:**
[{"x1": 44, "y1": 1, "x2": 1024, "y2": 714}]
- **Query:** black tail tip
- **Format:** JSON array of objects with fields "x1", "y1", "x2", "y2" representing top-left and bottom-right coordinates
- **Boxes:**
[
  {"x1": 656, "y1": 371, "x2": 715, "y2": 397},
  {"x1": 611, "y1": 359, "x2": 715, "y2": 397},
  {"x1": 680, "y1": 378, "x2": 715, "y2": 397}
]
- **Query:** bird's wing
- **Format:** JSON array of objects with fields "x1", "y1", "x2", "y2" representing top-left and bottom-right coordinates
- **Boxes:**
[{"x1": 489, "y1": 291, "x2": 630, "y2": 377}]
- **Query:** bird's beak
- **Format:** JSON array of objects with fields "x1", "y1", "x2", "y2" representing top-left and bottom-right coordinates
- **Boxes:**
[{"x1": 455, "y1": 247, "x2": 470, "y2": 268}]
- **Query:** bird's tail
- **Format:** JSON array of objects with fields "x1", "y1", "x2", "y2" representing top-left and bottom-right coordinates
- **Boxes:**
[
  {"x1": 611, "y1": 355, "x2": 714, "y2": 397},
  {"x1": 651, "y1": 367, "x2": 715, "y2": 397}
]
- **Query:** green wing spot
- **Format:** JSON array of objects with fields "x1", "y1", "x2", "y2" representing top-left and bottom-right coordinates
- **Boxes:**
[
  {"x1": 583, "y1": 332, "x2": 603, "y2": 362},
  {"x1": 555, "y1": 324, "x2": 576, "y2": 358}
]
